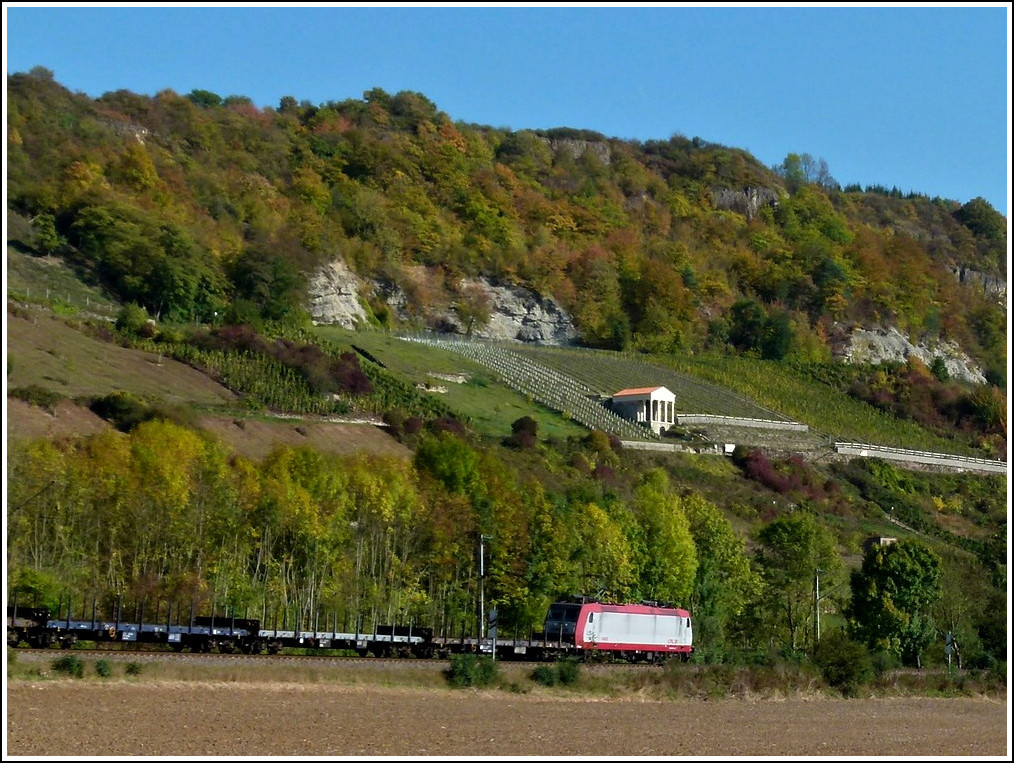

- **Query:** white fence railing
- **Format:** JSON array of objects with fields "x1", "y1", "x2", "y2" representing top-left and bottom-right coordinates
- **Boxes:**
[
  {"x1": 834, "y1": 442, "x2": 1007, "y2": 474},
  {"x1": 677, "y1": 414, "x2": 809, "y2": 431}
]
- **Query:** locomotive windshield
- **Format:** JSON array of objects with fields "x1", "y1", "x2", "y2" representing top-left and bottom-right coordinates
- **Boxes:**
[
  {"x1": 543, "y1": 602, "x2": 581, "y2": 642},
  {"x1": 546, "y1": 603, "x2": 580, "y2": 622}
]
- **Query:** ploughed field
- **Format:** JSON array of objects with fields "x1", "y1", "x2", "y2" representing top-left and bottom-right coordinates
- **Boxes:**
[{"x1": 4, "y1": 652, "x2": 1008, "y2": 757}]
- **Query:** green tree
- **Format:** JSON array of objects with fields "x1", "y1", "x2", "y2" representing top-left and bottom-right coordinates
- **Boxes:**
[
  {"x1": 227, "y1": 245, "x2": 306, "y2": 324},
  {"x1": 846, "y1": 539, "x2": 942, "y2": 668},
  {"x1": 953, "y1": 197, "x2": 1005, "y2": 241},
  {"x1": 776, "y1": 153, "x2": 836, "y2": 193},
  {"x1": 777, "y1": 153, "x2": 809, "y2": 194},
  {"x1": 683, "y1": 493, "x2": 761, "y2": 662},
  {"x1": 187, "y1": 89, "x2": 223, "y2": 109},
  {"x1": 728, "y1": 299, "x2": 767, "y2": 355},
  {"x1": 413, "y1": 431, "x2": 481, "y2": 496},
  {"x1": 813, "y1": 628, "x2": 873, "y2": 696},
  {"x1": 630, "y1": 469, "x2": 698, "y2": 606},
  {"x1": 115, "y1": 303, "x2": 150, "y2": 335},
  {"x1": 573, "y1": 501, "x2": 636, "y2": 601},
  {"x1": 760, "y1": 309, "x2": 793, "y2": 361},
  {"x1": 754, "y1": 513, "x2": 841, "y2": 653},
  {"x1": 32, "y1": 212, "x2": 65, "y2": 254},
  {"x1": 929, "y1": 355, "x2": 949, "y2": 382}
]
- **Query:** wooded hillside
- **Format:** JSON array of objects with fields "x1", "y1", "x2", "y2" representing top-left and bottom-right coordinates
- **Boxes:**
[
  {"x1": 5, "y1": 67, "x2": 1007, "y2": 674},
  {"x1": 6, "y1": 68, "x2": 1006, "y2": 381}
]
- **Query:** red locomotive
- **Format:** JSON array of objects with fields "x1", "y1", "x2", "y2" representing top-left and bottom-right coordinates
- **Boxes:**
[{"x1": 541, "y1": 599, "x2": 693, "y2": 662}]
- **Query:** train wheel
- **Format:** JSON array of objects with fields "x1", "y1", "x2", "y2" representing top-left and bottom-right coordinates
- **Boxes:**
[{"x1": 243, "y1": 640, "x2": 264, "y2": 655}]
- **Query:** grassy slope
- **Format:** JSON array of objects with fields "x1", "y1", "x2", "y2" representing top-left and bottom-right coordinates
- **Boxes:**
[
  {"x1": 310, "y1": 324, "x2": 591, "y2": 442},
  {"x1": 5, "y1": 250, "x2": 412, "y2": 462}
]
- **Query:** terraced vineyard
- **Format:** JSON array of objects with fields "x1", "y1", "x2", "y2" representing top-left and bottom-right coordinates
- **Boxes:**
[
  {"x1": 403, "y1": 336, "x2": 658, "y2": 441},
  {"x1": 401, "y1": 336, "x2": 1004, "y2": 471},
  {"x1": 511, "y1": 344, "x2": 796, "y2": 421},
  {"x1": 402, "y1": 336, "x2": 830, "y2": 453}
]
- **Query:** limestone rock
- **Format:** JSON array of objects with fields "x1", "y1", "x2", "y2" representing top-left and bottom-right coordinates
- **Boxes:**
[
  {"x1": 840, "y1": 325, "x2": 986, "y2": 384},
  {"x1": 308, "y1": 260, "x2": 369, "y2": 329},
  {"x1": 711, "y1": 187, "x2": 782, "y2": 221},
  {"x1": 308, "y1": 261, "x2": 577, "y2": 346},
  {"x1": 455, "y1": 277, "x2": 578, "y2": 345}
]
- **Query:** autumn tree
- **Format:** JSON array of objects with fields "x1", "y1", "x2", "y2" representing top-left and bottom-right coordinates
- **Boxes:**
[{"x1": 413, "y1": 430, "x2": 481, "y2": 497}]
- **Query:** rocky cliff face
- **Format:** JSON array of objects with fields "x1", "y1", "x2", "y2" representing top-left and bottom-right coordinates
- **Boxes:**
[
  {"x1": 308, "y1": 261, "x2": 578, "y2": 345},
  {"x1": 441, "y1": 277, "x2": 579, "y2": 344},
  {"x1": 538, "y1": 136, "x2": 611, "y2": 165},
  {"x1": 711, "y1": 187, "x2": 782, "y2": 221},
  {"x1": 838, "y1": 325, "x2": 986, "y2": 384},
  {"x1": 950, "y1": 266, "x2": 1006, "y2": 304},
  {"x1": 307, "y1": 260, "x2": 369, "y2": 329}
]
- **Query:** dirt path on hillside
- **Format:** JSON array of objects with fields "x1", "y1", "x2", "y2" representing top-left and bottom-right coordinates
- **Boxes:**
[{"x1": 5, "y1": 681, "x2": 1008, "y2": 757}]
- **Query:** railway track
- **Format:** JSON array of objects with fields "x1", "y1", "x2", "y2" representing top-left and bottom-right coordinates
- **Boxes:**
[{"x1": 10, "y1": 647, "x2": 666, "y2": 672}]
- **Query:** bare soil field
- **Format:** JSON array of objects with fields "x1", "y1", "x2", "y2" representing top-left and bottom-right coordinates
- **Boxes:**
[{"x1": 5, "y1": 678, "x2": 1009, "y2": 758}]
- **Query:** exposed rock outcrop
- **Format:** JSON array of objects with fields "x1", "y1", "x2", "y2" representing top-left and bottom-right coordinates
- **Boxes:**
[
  {"x1": 839, "y1": 325, "x2": 986, "y2": 384},
  {"x1": 537, "y1": 136, "x2": 611, "y2": 165},
  {"x1": 308, "y1": 261, "x2": 578, "y2": 346},
  {"x1": 950, "y1": 266, "x2": 1006, "y2": 303},
  {"x1": 446, "y1": 277, "x2": 578, "y2": 345},
  {"x1": 711, "y1": 187, "x2": 781, "y2": 221},
  {"x1": 308, "y1": 258, "x2": 993, "y2": 368},
  {"x1": 308, "y1": 260, "x2": 369, "y2": 329}
]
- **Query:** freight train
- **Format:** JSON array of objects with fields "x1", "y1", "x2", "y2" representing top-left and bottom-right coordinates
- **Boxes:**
[{"x1": 7, "y1": 598, "x2": 693, "y2": 664}]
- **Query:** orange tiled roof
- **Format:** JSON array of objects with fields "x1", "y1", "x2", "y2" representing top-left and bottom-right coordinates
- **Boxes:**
[{"x1": 612, "y1": 386, "x2": 663, "y2": 397}]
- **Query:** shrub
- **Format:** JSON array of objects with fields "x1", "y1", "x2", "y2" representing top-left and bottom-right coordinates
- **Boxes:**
[
  {"x1": 814, "y1": 630, "x2": 873, "y2": 697},
  {"x1": 9, "y1": 384, "x2": 64, "y2": 413},
  {"x1": 584, "y1": 429, "x2": 611, "y2": 454},
  {"x1": 444, "y1": 654, "x2": 499, "y2": 688},
  {"x1": 332, "y1": 351, "x2": 372, "y2": 395},
  {"x1": 870, "y1": 648, "x2": 901, "y2": 676},
  {"x1": 115, "y1": 303, "x2": 150, "y2": 335},
  {"x1": 88, "y1": 391, "x2": 156, "y2": 432},
  {"x1": 530, "y1": 659, "x2": 580, "y2": 688},
  {"x1": 51, "y1": 655, "x2": 84, "y2": 678},
  {"x1": 504, "y1": 427, "x2": 537, "y2": 449},
  {"x1": 95, "y1": 659, "x2": 112, "y2": 678},
  {"x1": 145, "y1": 401, "x2": 200, "y2": 430},
  {"x1": 124, "y1": 662, "x2": 143, "y2": 677},
  {"x1": 530, "y1": 664, "x2": 557, "y2": 687},
  {"x1": 155, "y1": 326, "x2": 187, "y2": 344},
  {"x1": 427, "y1": 416, "x2": 467, "y2": 437},
  {"x1": 555, "y1": 658, "x2": 581, "y2": 686}
]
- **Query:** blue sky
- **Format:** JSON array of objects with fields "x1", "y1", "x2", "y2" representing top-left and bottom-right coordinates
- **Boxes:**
[{"x1": 4, "y1": 3, "x2": 1011, "y2": 216}]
